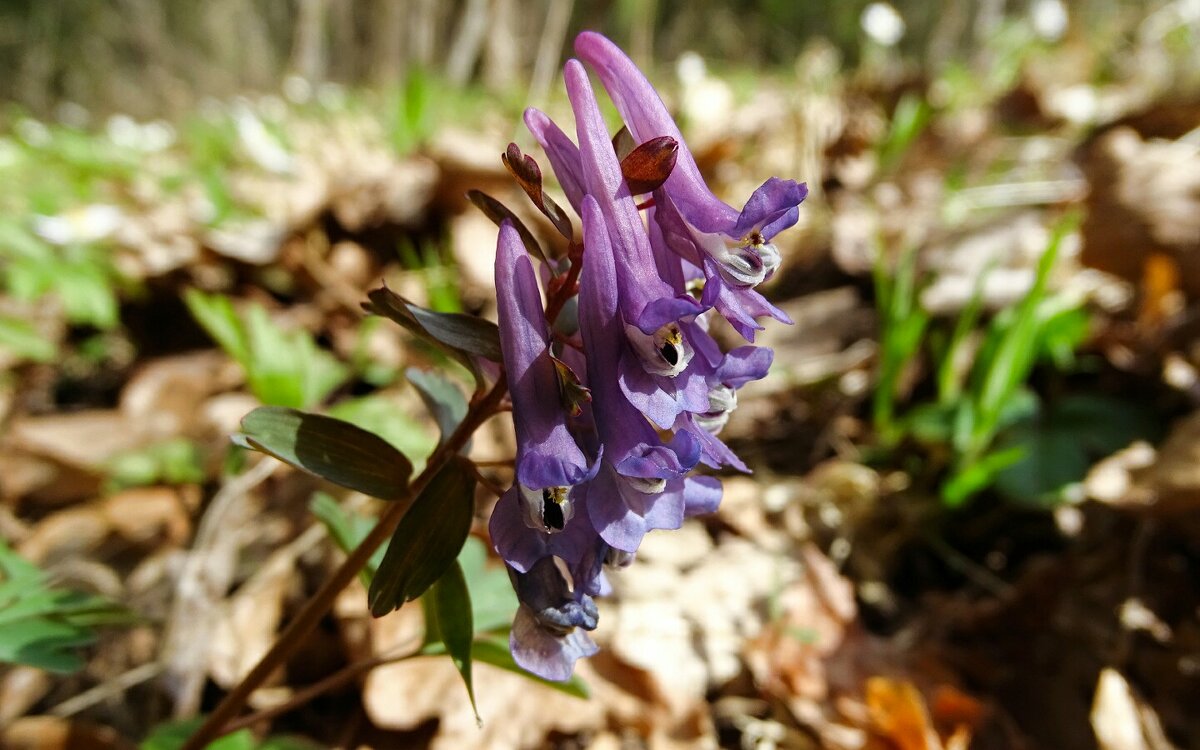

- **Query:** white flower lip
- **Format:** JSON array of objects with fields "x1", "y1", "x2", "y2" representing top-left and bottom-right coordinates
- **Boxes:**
[{"x1": 624, "y1": 321, "x2": 693, "y2": 378}]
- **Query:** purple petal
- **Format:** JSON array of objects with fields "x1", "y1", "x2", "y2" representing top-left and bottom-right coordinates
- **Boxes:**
[
  {"x1": 700, "y1": 257, "x2": 792, "y2": 341},
  {"x1": 524, "y1": 108, "x2": 586, "y2": 215},
  {"x1": 730, "y1": 177, "x2": 809, "y2": 241},
  {"x1": 683, "y1": 475, "x2": 723, "y2": 517},
  {"x1": 565, "y1": 59, "x2": 691, "y2": 328},
  {"x1": 618, "y1": 347, "x2": 710, "y2": 429},
  {"x1": 510, "y1": 604, "x2": 598, "y2": 682},
  {"x1": 574, "y1": 31, "x2": 738, "y2": 234},
  {"x1": 489, "y1": 487, "x2": 544, "y2": 573},
  {"x1": 496, "y1": 221, "x2": 591, "y2": 487},
  {"x1": 585, "y1": 466, "x2": 685, "y2": 552},
  {"x1": 635, "y1": 295, "x2": 705, "y2": 335},
  {"x1": 614, "y1": 429, "x2": 700, "y2": 479},
  {"x1": 715, "y1": 346, "x2": 774, "y2": 388},
  {"x1": 683, "y1": 414, "x2": 750, "y2": 473},
  {"x1": 490, "y1": 485, "x2": 602, "y2": 572}
]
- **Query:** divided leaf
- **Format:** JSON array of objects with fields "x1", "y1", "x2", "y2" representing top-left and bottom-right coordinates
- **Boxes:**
[
  {"x1": 502, "y1": 143, "x2": 573, "y2": 241},
  {"x1": 620, "y1": 136, "x2": 678, "y2": 195},
  {"x1": 466, "y1": 190, "x2": 549, "y2": 265},
  {"x1": 364, "y1": 285, "x2": 502, "y2": 387},
  {"x1": 368, "y1": 456, "x2": 476, "y2": 616},
  {"x1": 0, "y1": 540, "x2": 133, "y2": 674},
  {"x1": 235, "y1": 407, "x2": 413, "y2": 500}
]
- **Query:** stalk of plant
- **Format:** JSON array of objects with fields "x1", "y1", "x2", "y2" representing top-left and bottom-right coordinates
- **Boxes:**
[{"x1": 185, "y1": 30, "x2": 806, "y2": 745}]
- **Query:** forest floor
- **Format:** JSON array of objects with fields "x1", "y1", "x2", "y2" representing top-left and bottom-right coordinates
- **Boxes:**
[{"x1": 0, "y1": 27, "x2": 1198, "y2": 750}]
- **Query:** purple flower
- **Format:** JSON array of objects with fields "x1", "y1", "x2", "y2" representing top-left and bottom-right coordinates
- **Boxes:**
[
  {"x1": 508, "y1": 557, "x2": 600, "y2": 681},
  {"x1": 494, "y1": 220, "x2": 598, "y2": 533},
  {"x1": 574, "y1": 30, "x2": 808, "y2": 341},
  {"x1": 487, "y1": 31, "x2": 804, "y2": 683},
  {"x1": 577, "y1": 194, "x2": 702, "y2": 551}
]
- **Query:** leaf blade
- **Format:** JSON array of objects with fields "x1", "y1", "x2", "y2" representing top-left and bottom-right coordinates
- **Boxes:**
[
  {"x1": 236, "y1": 407, "x2": 413, "y2": 500},
  {"x1": 368, "y1": 455, "x2": 476, "y2": 616}
]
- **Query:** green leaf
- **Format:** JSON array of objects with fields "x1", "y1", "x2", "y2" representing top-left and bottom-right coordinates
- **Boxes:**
[
  {"x1": 941, "y1": 445, "x2": 1027, "y2": 507},
  {"x1": 0, "y1": 539, "x2": 132, "y2": 674},
  {"x1": 140, "y1": 718, "x2": 256, "y2": 750},
  {"x1": 992, "y1": 394, "x2": 1160, "y2": 508},
  {"x1": 369, "y1": 456, "x2": 475, "y2": 616},
  {"x1": 406, "y1": 367, "x2": 468, "y2": 447},
  {"x1": 235, "y1": 407, "x2": 413, "y2": 500},
  {"x1": 185, "y1": 291, "x2": 348, "y2": 408},
  {"x1": 55, "y1": 258, "x2": 119, "y2": 329},
  {"x1": 309, "y1": 492, "x2": 387, "y2": 586},
  {"x1": 327, "y1": 394, "x2": 437, "y2": 474},
  {"x1": 0, "y1": 314, "x2": 56, "y2": 362},
  {"x1": 429, "y1": 561, "x2": 478, "y2": 719},
  {"x1": 365, "y1": 286, "x2": 502, "y2": 387},
  {"x1": 183, "y1": 289, "x2": 251, "y2": 365},
  {"x1": 457, "y1": 536, "x2": 518, "y2": 635}
]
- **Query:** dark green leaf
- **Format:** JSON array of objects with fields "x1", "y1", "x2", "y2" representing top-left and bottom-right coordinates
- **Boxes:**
[
  {"x1": 406, "y1": 367, "x2": 468, "y2": 448},
  {"x1": 465, "y1": 190, "x2": 548, "y2": 264},
  {"x1": 429, "y1": 561, "x2": 478, "y2": 719},
  {"x1": 992, "y1": 394, "x2": 1160, "y2": 508},
  {"x1": 327, "y1": 395, "x2": 437, "y2": 474},
  {"x1": 369, "y1": 456, "x2": 476, "y2": 616},
  {"x1": 364, "y1": 286, "x2": 502, "y2": 387},
  {"x1": 235, "y1": 407, "x2": 413, "y2": 500}
]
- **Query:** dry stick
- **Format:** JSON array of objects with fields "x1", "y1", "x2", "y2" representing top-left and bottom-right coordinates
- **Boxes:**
[
  {"x1": 183, "y1": 375, "x2": 508, "y2": 750},
  {"x1": 220, "y1": 640, "x2": 423, "y2": 735}
]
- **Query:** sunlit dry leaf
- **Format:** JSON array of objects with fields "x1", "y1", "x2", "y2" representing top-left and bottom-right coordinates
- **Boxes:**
[
  {"x1": 363, "y1": 649, "x2": 603, "y2": 750},
  {"x1": 209, "y1": 549, "x2": 296, "y2": 704},
  {"x1": 0, "y1": 716, "x2": 135, "y2": 750},
  {"x1": 865, "y1": 677, "x2": 941, "y2": 750}
]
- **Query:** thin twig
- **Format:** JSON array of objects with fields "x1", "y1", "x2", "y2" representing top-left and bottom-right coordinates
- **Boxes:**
[
  {"x1": 48, "y1": 662, "x2": 164, "y2": 718},
  {"x1": 219, "y1": 639, "x2": 422, "y2": 735}
]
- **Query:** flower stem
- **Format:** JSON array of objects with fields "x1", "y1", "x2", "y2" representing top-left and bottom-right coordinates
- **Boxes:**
[{"x1": 183, "y1": 374, "x2": 509, "y2": 749}]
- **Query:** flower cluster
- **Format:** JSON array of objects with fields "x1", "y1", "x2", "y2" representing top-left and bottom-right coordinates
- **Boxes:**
[{"x1": 489, "y1": 31, "x2": 808, "y2": 681}]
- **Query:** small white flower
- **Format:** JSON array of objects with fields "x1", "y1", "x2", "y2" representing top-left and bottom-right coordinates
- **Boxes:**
[
  {"x1": 234, "y1": 105, "x2": 293, "y2": 174},
  {"x1": 140, "y1": 120, "x2": 176, "y2": 152},
  {"x1": 15, "y1": 118, "x2": 51, "y2": 147},
  {"x1": 106, "y1": 114, "x2": 141, "y2": 150},
  {"x1": 861, "y1": 2, "x2": 906, "y2": 47},
  {"x1": 1031, "y1": 0, "x2": 1069, "y2": 41},
  {"x1": 33, "y1": 204, "x2": 124, "y2": 245},
  {"x1": 283, "y1": 75, "x2": 313, "y2": 104}
]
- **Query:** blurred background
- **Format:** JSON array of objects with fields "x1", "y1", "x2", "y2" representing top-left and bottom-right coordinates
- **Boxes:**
[{"x1": 0, "y1": 1, "x2": 1199, "y2": 749}]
